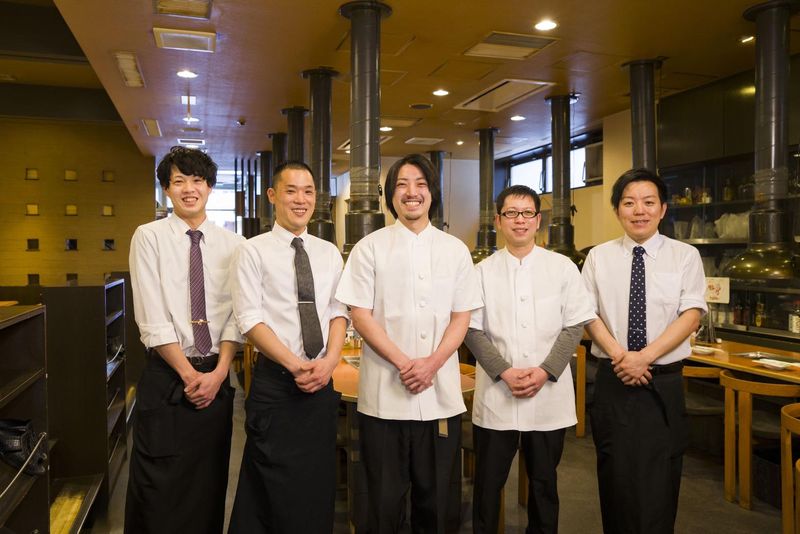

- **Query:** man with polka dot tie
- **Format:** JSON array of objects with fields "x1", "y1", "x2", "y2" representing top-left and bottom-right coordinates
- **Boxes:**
[{"x1": 582, "y1": 169, "x2": 707, "y2": 534}]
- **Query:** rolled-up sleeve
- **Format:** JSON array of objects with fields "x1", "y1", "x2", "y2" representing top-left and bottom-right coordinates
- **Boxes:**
[
  {"x1": 129, "y1": 227, "x2": 179, "y2": 348},
  {"x1": 231, "y1": 242, "x2": 268, "y2": 335},
  {"x1": 679, "y1": 247, "x2": 708, "y2": 315},
  {"x1": 335, "y1": 239, "x2": 376, "y2": 309}
]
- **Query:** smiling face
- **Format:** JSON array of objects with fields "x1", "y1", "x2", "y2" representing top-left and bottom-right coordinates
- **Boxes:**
[
  {"x1": 496, "y1": 194, "x2": 540, "y2": 255},
  {"x1": 268, "y1": 167, "x2": 316, "y2": 235},
  {"x1": 391, "y1": 163, "x2": 432, "y2": 230},
  {"x1": 615, "y1": 180, "x2": 667, "y2": 243},
  {"x1": 163, "y1": 165, "x2": 211, "y2": 228}
]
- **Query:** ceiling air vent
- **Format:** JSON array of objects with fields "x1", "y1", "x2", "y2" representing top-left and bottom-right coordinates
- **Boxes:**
[
  {"x1": 464, "y1": 31, "x2": 557, "y2": 60},
  {"x1": 141, "y1": 119, "x2": 162, "y2": 137},
  {"x1": 337, "y1": 136, "x2": 392, "y2": 151},
  {"x1": 455, "y1": 78, "x2": 554, "y2": 112},
  {"x1": 114, "y1": 51, "x2": 145, "y2": 87},
  {"x1": 405, "y1": 137, "x2": 444, "y2": 146},
  {"x1": 177, "y1": 138, "x2": 205, "y2": 145},
  {"x1": 155, "y1": 0, "x2": 212, "y2": 19},
  {"x1": 154, "y1": 27, "x2": 216, "y2": 53}
]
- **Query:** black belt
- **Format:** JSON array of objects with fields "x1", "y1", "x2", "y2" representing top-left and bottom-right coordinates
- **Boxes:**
[
  {"x1": 600, "y1": 358, "x2": 684, "y2": 376},
  {"x1": 147, "y1": 349, "x2": 219, "y2": 370}
]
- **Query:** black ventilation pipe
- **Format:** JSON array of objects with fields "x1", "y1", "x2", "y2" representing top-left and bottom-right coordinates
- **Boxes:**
[
  {"x1": 472, "y1": 127, "x2": 498, "y2": 263},
  {"x1": 283, "y1": 106, "x2": 308, "y2": 163},
  {"x1": 625, "y1": 59, "x2": 662, "y2": 172},
  {"x1": 427, "y1": 150, "x2": 446, "y2": 230}
]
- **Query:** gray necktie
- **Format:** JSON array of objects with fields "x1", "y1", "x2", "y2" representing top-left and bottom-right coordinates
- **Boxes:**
[
  {"x1": 187, "y1": 229, "x2": 212, "y2": 355},
  {"x1": 627, "y1": 245, "x2": 647, "y2": 351},
  {"x1": 291, "y1": 237, "x2": 324, "y2": 359}
]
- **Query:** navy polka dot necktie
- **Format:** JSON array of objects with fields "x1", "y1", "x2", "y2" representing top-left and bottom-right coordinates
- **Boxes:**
[{"x1": 627, "y1": 246, "x2": 647, "y2": 351}]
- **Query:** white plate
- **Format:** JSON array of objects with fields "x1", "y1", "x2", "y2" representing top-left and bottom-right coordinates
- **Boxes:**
[
  {"x1": 691, "y1": 345, "x2": 715, "y2": 355},
  {"x1": 757, "y1": 359, "x2": 791, "y2": 370}
]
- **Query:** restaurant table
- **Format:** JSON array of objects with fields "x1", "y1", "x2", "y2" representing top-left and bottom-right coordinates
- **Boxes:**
[
  {"x1": 332, "y1": 348, "x2": 476, "y2": 532},
  {"x1": 688, "y1": 340, "x2": 800, "y2": 384}
]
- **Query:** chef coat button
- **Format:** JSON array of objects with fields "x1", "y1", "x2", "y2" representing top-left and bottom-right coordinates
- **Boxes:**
[
  {"x1": 521, "y1": 322, "x2": 528, "y2": 328},
  {"x1": 418, "y1": 273, "x2": 425, "y2": 280},
  {"x1": 420, "y1": 300, "x2": 427, "y2": 308},
  {"x1": 420, "y1": 331, "x2": 428, "y2": 339},
  {"x1": 521, "y1": 295, "x2": 528, "y2": 302}
]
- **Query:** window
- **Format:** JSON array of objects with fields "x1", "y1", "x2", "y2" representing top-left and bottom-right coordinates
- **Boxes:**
[
  {"x1": 510, "y1": 159, "x2": 545, "y2": 193},
  {"x1": 27, "y1": 274, "x2": 40, "y2": 285},
  {"x1": 509, "y1": 147, "x2": 590, "y2": 194},
  {"x1": 103, "y1": 239, "x2": 115, "y2": 251},
  {"x1": 26, "y1": 203, "x2": 39, "y2": 216},
  {"x1": 66, "y1": 273, "x2": 78, "y2": 286},
  {"x1": 102, "y1": 205, "x2": 114, "y2": 216},
  {"x1": 64, "y1": 169, "x2": 78, "y2": 181},
  {"x1": 570, "y1": 147, "x2": 586, "y2": 189},
  {"x1": 65, "y1": 204, "x2": 78, "y2": 216},
  {"x1": 27, "y1": 238, "x2": 39, "y2": 251},
  {"x1": 65, "y1": 239, "x2": 78, "y2": 251}
]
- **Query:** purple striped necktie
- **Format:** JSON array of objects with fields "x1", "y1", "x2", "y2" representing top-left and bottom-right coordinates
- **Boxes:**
[{"x1": 187, "y1": 229, "x2": 212, "y2": 355}]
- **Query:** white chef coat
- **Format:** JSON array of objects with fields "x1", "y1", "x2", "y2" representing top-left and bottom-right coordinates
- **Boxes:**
[
  {"x1": 231, "y1": 222, "x2": 348, "y2": 360},
  {"x1": 336, "y1": 221, "x2": 483, "y2": 421},
  {"x1": 470, "y1": 246, "x2": 596, "y2": 431},
  {"x1": 582, "y1": 232, "x2": 707, "y2": 365},
  {"x1": 129, "y1": 215, "x2": 244, "y2": 356}
]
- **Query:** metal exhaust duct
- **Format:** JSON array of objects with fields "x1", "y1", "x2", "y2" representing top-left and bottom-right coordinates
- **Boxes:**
[
  {"x1": 625, "y1": 59, "x2": 662, "y2": 172},
  {"x1": 472, "y1": 127, "x2": 498, "y2": 263},
  {"x1": 546, "y1": 94, "x2": 584, "y2": 267},
  {"x1": 340, "y1": 1, "x2": 391, "y2": 255},
  {"x1": 270, "y1": 132, "x2": 288, "y2": 168},
  {"x1": 427, "y1": 150, "x2": 446, "y2": 230},
  {"x1": 303, "y1": 67, "x2": 339, "y2": 244},
  {"x1": 724, "y1": 0, "x2": 799, "y2": 282},
  {"x1": 283, "y1": 106, "x2": 308, "y2": 163},
  {"x1": 258, "y1": 150, "x2": 273, "y2": 233}
]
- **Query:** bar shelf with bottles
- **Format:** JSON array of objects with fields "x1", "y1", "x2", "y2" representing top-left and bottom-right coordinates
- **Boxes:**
[{"x1": 712, "y1": 283, "x2": 800, "y2": 348}]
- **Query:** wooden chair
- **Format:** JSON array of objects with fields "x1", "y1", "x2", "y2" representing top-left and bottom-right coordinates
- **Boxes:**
[
  {"x1": 780, "y1": 403, "x2": 800, "y2": 533},
  {"x1": 719, "y1": 370, "x2": 800, "y2": 510},
  {"x1": 795, "y1": 459, "x2": 800, "y2": 534},
  {"x1": 683, "y1": 364, "x2": 724, "y2": 416}
]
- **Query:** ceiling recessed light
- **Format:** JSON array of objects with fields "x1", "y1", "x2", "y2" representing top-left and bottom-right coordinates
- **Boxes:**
[
  {"x1": 345, "y1": 149, "x2": 350, "y2": 154},
  {"x1": 380, "y1": 126, "x2": 393, "y2": 132},
  {"x1": 510, "y1": 115, "x2": 526, "y2": 121},
  {"x1": 534, "y1": 19, "x2": 558, "y2": 31},
  {"x1": 456, "y1": 140, "x2": 464, "y2": 146},
  {"x1": 740, "y1": 35, "x2": 755, "y2": 44},
  {"x1": 432, "y1": 89, "x2": 449, "y2": 96},
  {"x1": 182, "y1": 115, "x2": 200, "y2": 124},
  {"x1": 177, "y1": 69, "x2": 197, "y2": 78}
]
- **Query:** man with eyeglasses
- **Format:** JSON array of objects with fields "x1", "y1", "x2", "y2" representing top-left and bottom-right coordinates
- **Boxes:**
[
  {"x1": 465, "y1": 184, "x2": 595, "y2": 534},
  {"x1": 126, "y1": 147, "x2": 244, "y2": 533}
]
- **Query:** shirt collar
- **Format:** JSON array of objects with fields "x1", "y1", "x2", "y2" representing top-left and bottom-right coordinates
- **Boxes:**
[
  {"x1": 272, "y1": 221, "x2": 309, "y2": 246},
  {"x1": 167, "y1": 214, "x2": 215, "y2": 244},
  {"x1": 621, "y1": 231, "x2": 663, "y2": 259},
  {"x1": 502, "y1": 245, "x2": 538, "y2": 268},
  {"x1": 393, "y1": 219, "x2": 434, "y2": 242}
]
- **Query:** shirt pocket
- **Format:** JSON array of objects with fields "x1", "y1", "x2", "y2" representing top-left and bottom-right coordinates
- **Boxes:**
[
  {"x1": 650, "y1": 272, "x2": 681, "y2": 306},
  {"x1": 534, "y1": 294, "x2": 563, "y2": 339}
]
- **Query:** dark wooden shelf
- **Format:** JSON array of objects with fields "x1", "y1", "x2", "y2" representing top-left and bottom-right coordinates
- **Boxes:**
[
  {"x1": 0, "y1": 432, "x2": 48, "y2": 526},
  {"x1": 668, "y1": 198, "x2": 753, "y2": 210},
  {"x1": 106, "y1": 397, "x2": 125, "y2": 438},
  {"x1": 0, "y1": 369, "x2": 44, "y2": 411},
  {"x1": 679, "y1": 238, "x2": 748, "y2": 245},
  {"x1": 106, "y1": 355, "x2": 124, "y2": 382},
  {"x1": 105, "y1": 309, "x2": 123, "y2": 326},
  {"x1": 0, "y1": 305, "x2": 43, "y2": 330},
  {"x1": 49, "y1": 474, "x2": 103, "y2": 534}
]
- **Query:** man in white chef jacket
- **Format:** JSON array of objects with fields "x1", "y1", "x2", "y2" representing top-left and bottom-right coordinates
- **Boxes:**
[
  {"x1": 336, "y1": 153, "x2": 483, "y2": 533},
  {"x1": 465, "y1": 184, "x2": 595, "y2": 534}
]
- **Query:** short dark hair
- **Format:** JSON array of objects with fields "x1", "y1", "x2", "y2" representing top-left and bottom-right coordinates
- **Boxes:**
[
  {"x1": 495, "y1": 184, "x2": 541, "y2": 214},
  {"x1": 610, "y1": 168, "x2": 668, "y2": 208},
  {"x1": 156, "y1": 146, "x2": 218, "y2": 188},
  {"x1": 384, "y1": 154, "x2": 441, "y2": 219},
  {"x1": 272, "y1": 160, "x2": 315, "y2": 188}
]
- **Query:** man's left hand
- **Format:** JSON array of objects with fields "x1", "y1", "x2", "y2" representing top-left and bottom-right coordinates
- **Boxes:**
[
  {"x1": 399, "y1": 357, "x2": 441, "y2": 394},
  {"x1": 613, "y1": 351, "x2": 653, "y2": 386},
  {"x1": 184, "y1": 372, "x2": 225, "y2": 409},
  {"x1": 518, "y1": 367, "x2": 549, "y2": 398},
  {"x1": 294, "y1": 357, "x2": 337, "y2": 394}
]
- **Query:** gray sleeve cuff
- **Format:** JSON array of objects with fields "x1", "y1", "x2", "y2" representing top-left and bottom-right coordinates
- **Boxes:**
[
  {"x1": 540, "y1": 323, "x2": 587, "y2": 381},
  {"x1": 464, "y1": 328, "x2": 511, "y2": 381}
]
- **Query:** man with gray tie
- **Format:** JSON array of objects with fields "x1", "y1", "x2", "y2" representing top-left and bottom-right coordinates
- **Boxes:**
[{"x1": 228, "y1": 161, "x2": 347, "y2": 533}]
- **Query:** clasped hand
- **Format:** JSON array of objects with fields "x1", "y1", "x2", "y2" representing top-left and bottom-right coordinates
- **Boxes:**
[
  {"x1": 398, "y1": 357, "x2": 440, "y2": 394},
  {"x1": 294, "y1": 357, "x2": 337, "y2": 394},
  {"x1": 612, "y1": 351, "x2": 653, "y2": 386},
  {"x1": 500, "y1": 367, "x2": 548, "y2": 398},
  {"x1": 184, "y1": 369, "x2": 224, "y2": 410}
]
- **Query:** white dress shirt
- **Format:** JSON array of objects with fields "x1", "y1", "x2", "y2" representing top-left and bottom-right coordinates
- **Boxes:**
[
  {"x1": 336, "y1": 221, "x2": 483, "y2": 421},
  {"x1": 470, "y1": 247, "x2": 596, "y2": 431},
  {"x1": 129, "y1": 215, "x2": 244, "y2": 356},
  {"x1": 582, "y1": 232, "x2": 707, "y2": 365},
  {"x1": 231, "y1": 222, "x2": 348, "y2": 360}
]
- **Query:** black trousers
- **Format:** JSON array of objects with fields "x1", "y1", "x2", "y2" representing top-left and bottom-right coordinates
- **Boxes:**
[
  {"x1": 124, "y1": 354, "x2": 234, "y2": 534},
  {"x1": 590, "y1": 360, "x2": 688, "y2": 534},
  {"x1": 228, "y1": 356, "x2": 340, "y2": 534},
  {"x1": 358, "y1": 413, "x2": 461, "y2": 534},
  {"x1": 472, "y1": 425, "x2": 566, "y2": 534}
]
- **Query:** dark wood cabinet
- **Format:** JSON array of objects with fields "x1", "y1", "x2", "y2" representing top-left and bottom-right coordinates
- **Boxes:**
[{"x1": 0, "y1": 305, "x2": 49, "y2": 534}]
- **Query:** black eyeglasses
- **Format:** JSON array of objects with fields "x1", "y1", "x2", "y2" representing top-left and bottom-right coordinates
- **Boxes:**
[{"x1": 500, "y1": 209, "x2": 539, "y2": 219}]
